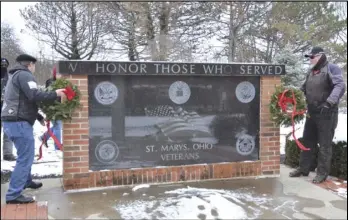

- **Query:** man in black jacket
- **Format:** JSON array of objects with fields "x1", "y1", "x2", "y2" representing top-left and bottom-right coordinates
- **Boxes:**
[
  {"x1": 289, "y1": 47, "x2": 346, "y2": 183},
  {"x1": 1, "y1": 54, "x2": 67, "y2": 204},
  {"x1": 1, "y1": 57, "x2": 16, "y2": 161}
]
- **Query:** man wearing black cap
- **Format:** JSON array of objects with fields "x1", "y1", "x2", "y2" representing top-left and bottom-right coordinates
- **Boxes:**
[
  {"x1": 1, "y1": 54, "x2": 67, "y2": 204},
  {"x1": 289, "y1": 46, "x2": 346, "y2": 183},
  {"x1": 1, "y1": 57, "x2": 16, "y2": 161}
]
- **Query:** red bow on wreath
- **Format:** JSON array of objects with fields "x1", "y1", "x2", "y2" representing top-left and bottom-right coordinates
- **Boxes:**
[
  {"x1": 278, "y1": 89, "x2": 309, "y2": 151},
  {"x1": 277, "y1": 93, "x2": 295, "y2": 111},
  {"x1": 63, "y1": 86, "x2": 76, "y2": 101}
]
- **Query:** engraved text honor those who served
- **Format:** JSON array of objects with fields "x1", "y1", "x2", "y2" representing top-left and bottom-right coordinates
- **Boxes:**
[{"x1": 63, "y1": 61, "x2": 285, "y2": 76}]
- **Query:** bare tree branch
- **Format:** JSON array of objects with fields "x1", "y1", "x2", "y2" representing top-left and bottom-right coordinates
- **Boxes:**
[{"x1": 20, "y1": 2, "x2": 110, "y2": 60}]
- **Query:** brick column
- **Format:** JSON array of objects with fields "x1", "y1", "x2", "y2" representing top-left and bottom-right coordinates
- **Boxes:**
[
  {"x1": 260, "y1": 76, "x2": 281, "y2": 175},
  {"x1": 62, "y1": 75, "x2": 90, "y2": 189}
]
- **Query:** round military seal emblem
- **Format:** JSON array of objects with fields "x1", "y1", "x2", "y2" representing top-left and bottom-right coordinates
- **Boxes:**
[
  {"x1": 236, "y1": 134, "x2": 255, "y2": 156},
  {"x1": 95, "y1": 140, "x2": 119, "y2": 164},
  {"x1": 168, "y1": 81, "x2": 191, "y2": 105},
  {"x1": 235, "y1": 81, "x2": 256, "y2": 104},
  {"x1": 94, "y1": 81, "x2": 119, "y2": 105}
]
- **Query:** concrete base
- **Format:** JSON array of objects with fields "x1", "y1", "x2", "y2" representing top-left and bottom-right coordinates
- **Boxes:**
[{"x1": 1, "y1": 165, "x2": 346, "y2": 219}]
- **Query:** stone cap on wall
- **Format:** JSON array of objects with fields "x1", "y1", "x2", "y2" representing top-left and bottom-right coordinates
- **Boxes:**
[{"x1": 58, "y1": 60, "x2": 286, "y2": 76}]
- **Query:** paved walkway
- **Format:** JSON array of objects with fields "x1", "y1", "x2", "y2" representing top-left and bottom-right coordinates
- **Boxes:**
[{"x1": 1, "y1": 165, "x2": 346, "y2": 219}]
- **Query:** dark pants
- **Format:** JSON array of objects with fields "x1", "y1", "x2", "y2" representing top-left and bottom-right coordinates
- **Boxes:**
[
  {"x1": 3, "y1": 121, "x2": 35, "y2": 201},
  {"x1": 1, "y1": 101, "x2": 14, "y2": 156},
  {"x1": 299, "y1": 112, "x2": 338, "y2": 176}
]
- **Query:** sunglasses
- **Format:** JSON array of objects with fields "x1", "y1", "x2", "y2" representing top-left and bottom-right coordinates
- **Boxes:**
[
  {"x1": 309, "y1": 54, "x2": 321, "y2": 59},
  {"x1": 308, "y1": 52, "x2": 324, "y2": 59}
]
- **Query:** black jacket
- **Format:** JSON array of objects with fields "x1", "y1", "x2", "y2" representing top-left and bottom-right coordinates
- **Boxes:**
[
  {"x1": 301, "y1": 63, "x2": 346, "y2": 113},
  {"x1": 1, "y1": 64, "x2": 57, "y2": 125}
]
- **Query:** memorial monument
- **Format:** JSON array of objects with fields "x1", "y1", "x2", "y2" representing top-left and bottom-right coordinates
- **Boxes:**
[{"x1": 58, "y1": 61, "x2": 285, "y2": 190}]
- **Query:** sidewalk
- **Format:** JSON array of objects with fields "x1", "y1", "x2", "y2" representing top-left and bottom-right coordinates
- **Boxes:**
[{"x1": 1, "y1": 165, "x2": 347, "y2": 219}]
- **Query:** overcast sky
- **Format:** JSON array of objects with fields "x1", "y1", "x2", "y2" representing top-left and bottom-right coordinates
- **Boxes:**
[
  {"x1": 1, "y1": 2, "x2": 52, "y2": 57},
  {"x1": 2, "y1": 1, "x2": 328, "y2": 64},
  {"x1": 0, "y1": 1, "x2": 222, "y2": 62}
]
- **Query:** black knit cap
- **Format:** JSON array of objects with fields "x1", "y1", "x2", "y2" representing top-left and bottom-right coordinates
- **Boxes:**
[
  {"x1": 16, "y1": 54, "x2": 37, "y2": 63},
  {"x1": 1, "y1": 57, "x2": 9, "y2": 67},
  {"x1": 304, "y1": 46, "x2": 325, "y2": 58}
]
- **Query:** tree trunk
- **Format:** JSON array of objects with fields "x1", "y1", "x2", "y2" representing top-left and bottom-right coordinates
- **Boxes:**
[
  {"x1": 144, "y1": 3, "x2": 157, "y2": 61},
  {"x1": 70, "y1": 2, "x2": 80, "y2": 60},
  {"x1": 127, "y1": 14, "x2": 138, "y2": 61},
  {"x1": 158, "y1": 2, "x2": 170, "y2": 61},
  {"x1": 228, "y1": 2, "x2": 235, "y2": 62}
]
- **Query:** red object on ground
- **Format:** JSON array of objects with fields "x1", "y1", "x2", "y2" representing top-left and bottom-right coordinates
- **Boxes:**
[
  {"x1": 277, "y1": 89, "x2": 309, "y2": 151},
  {"x1": 37, "y1": 121, "x2": 63, "y2": 160}
]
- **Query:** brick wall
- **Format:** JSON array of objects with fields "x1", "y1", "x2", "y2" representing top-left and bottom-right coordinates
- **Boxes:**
[
  {"x1": 260, "y1": 77, "x2": 281, "y2": 175},
  {"x1": 62, "y1": 75, "x2": 280, "y2": 190},
  {"x1": 62, "y1": 75, "x2": 90, "y2": 185}
]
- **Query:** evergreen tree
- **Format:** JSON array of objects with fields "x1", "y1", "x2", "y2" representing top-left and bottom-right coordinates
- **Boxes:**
[{"x1": 273, "y1": 46, "x2": 307, "y2": 88}]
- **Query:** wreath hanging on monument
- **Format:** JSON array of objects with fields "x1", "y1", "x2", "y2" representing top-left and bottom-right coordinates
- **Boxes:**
[
  {"x1": 269, "y1": 86, "x2": 306, "y2": 127},
  {"x1": 269, "y1": 85, "x2": 309, "y2": 151},
  {"x1": 37, "y1": 78, "x2": 81, "y2": 160},
  {"x1": 39, "y1": 78, "x2": 81, "y2": 122}
]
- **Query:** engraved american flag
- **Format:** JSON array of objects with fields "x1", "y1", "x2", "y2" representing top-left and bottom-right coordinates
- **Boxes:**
[
  {"x1": 144, "y1": 105, "x2": 212, "y2": 141},
  {"x1": 144, "y1": 105, "x2": 200, "y2": 121}
]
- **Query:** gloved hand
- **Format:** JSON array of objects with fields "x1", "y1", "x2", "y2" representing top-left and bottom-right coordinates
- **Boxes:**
[
  {"x1": 37, "y1": 113, "x2": 46, "y2": 126},
  {"x1": 318, "y1": 102, "x2": 332, "y2": 114},
  {"x1": 39, "y1": 119, "x2": 46, "y2": 127}
]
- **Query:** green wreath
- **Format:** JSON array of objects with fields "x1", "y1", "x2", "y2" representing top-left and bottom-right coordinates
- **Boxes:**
[
  {"x1": 39, "y1": 78, "x2": 81, "y2": 121},
  {"x1": 269, "y1": 86, "x2": 307, "y2": 127}
]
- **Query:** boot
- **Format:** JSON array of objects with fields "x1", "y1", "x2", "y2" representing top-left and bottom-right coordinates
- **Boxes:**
[
  {"x1": 6, "y1": 195, "x2": 35, "y2": 204},
  {"x1": 289, "y1": 168, "x2": 309, "y2": 177},
  {"x1": 25, "y1": 181, "x2": 43, "y2": 190},
  {"x1": 312, "y1": 175, "x2": 327, "y2": 184},
  {"x1": 3, "y1": 155, "x2": 17, "y2": 161}
]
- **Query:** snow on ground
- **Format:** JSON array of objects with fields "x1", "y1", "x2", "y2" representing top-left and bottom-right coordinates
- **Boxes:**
[
  {"x1": 114, "y1": 186, "x2": 298, "y2": 219},
  {"x1": 337, "y1": 188, "x2": 347, "y2": 199},
  {"x1": 280, "y1": 113, "x2": 347, "y2": 155},
  {"x1": 132, "y1": 184, "x2": 150, "y2": 192},
  {"x1": 1, "y1": 120, "x2": 62, "y2": 178}
]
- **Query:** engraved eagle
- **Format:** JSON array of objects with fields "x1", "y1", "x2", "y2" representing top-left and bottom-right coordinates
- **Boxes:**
[
  {"x1": 240, "y1": 85, "x2": 253, "y2": 100},
  {"x1": 98, "y1": 85, "x2": 116, "y2": 101}
]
